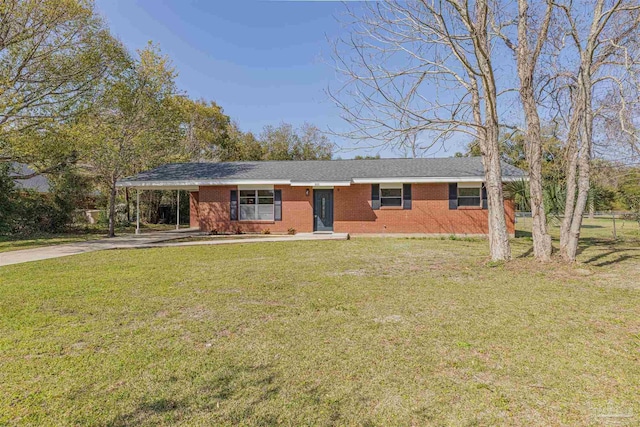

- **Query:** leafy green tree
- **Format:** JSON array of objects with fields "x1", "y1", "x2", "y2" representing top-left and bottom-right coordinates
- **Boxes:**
[
  {"x1": 617, "y1": 168, "x2": 640, "y2": 221},
  {"x1": 177, "y1": 97, "x2": 230, "y2": 161},
  {"x1": 296, "y1": 123, "x2": 333, "y2": 160},
  {"x1": 0, "y1": 163, "x2": 17, "y2": 234},
  {"x1": 3, "y1": 121, "x2": 83, "y2": 180},
  {"x1": 506, "y1": 176, "x2": 617, "y2": 220},
  {"x1": 82, "y1": 43, "x2": 182, "y2": 237},
  {"x1": 0, "y1": 162, "x2": 89, "y2": 235},
  {"x1": 217, "y1": 122, "x2": 333, "y2": 162},
  {"x1": 260, "y1": 123, "x2": 332, "y2": 160},
  {"x1": 463, "y1": 130, "x2": 565, "y2": 185},
  {"x1": 0, "y1": 0, "x2": 122, "y2": 172},
  {"x1": 48, "y1": 166, "x2": 94, "y2": 221},
  {"x1": 354, "y1": 154, "x2": 381, "y2": 160},
  {"x1": 218, "y1": 122, "x2": 264, "y2": 161}
]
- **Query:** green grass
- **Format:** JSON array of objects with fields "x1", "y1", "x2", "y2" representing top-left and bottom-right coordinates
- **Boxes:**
[
  {"x1": 0, "y1": 224, "x2": 187, "y2": 253},
  {"x1": 170, "y1": 234, "x2": 278, "y2": 243},
  {"x1": 1, "y1": 221, "x2": 639, "y2": 425},
  {"x1": 516, "y1": 215, "x2": 640, "y2": 241}
]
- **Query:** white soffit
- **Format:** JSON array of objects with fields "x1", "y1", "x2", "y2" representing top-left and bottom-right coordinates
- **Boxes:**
[
  {"x1": 116, "y1": 179, "x2": 290, "y2": 188},
  {"x1": 117, "y1": 176, "x2": 527, "y2": 189},
  {"x1": 351, "y1": 177, "x2": 525, "y2": 184}
]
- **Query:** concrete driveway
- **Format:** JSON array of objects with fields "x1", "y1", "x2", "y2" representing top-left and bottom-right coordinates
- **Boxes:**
[
  {"x1": 0, "y1": 231, "x2": 350, "y2": 267},
  {"x1": 0, "y1": 229, "x2": 201, "y2": 267}
]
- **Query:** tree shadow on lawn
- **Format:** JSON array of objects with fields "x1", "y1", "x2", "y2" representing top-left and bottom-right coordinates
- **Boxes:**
[
  {"x1": 591, "y1": 254, "x2": 635, "y2": 267},
  {"x1": 574, "y1": 237, "x2": 640, "y2": 266},
  {"x1": 580, "y1": 247, "x2": 639, "y2": 266},
  {"x1": 513, "y1": 235, "x2": 639, "y2": 267},
  {"x1": 105, "y1": 363, "x2": 282, "y2": 426},
  {"x1": 516, "y1": 246, "x2": 534, "y2": 258}
]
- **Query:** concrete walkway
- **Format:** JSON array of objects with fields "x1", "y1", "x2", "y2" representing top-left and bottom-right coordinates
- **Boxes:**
[{"x1": 0, "y1": 231, "x2": 349, "y2": 267}]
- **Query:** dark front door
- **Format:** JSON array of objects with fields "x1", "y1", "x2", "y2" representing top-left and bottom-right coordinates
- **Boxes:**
[{"x1": 313, "y1": 189, "x2": 334, "y2": 232}]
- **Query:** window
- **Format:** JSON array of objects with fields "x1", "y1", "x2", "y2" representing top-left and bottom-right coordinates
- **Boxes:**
[
  {"x1": 380, "y1": 185, "x2": 402, "y2": 207},
  {"x1": 239, "y1": 189, "x2": 274, "y2": 220},
  {"x1": 457, "y1": 185, "x2": 481, "y2": 207}
]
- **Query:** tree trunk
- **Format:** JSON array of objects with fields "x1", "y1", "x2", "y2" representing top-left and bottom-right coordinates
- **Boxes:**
[
  {"x1": 562, "y1": 108, "x2": 592, "y2": 261},
  {"x1": 518, "y1": 74, "x2": 552, "y2": 261},
  {"x1": 560, "y1": 61, "x2": 593, "y2": 262},
  {"x1": 527, "y1": 139, "x2": 552, "y2": 261},
  {"x1": 108, "y1": 179, "x2": 117, "y2": 238},
  {"x1": 559, "y1": 0, "x2": 609, "y2": 262},
  {"x1": 559, "y1": 101, "x2": 583, "y2": 255},
  {"x1": 474, "y1": 0, "x2": 511, "y2": 261},
  {"x1": 125, "y1": 187, "x2": 131, "y2": 223},
  {"x1": 482, "y1": 129, "x2": 512, "y2": 261},
  {"x1": 515, "y1": 0, "x2": 552, "y2": 262},
  {"x1": 563, "y1": 145, "x2": 590, "y2": 260}
]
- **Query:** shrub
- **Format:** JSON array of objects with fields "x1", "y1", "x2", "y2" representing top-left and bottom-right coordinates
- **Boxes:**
[
  {"x1": 97, "y1": 209, "x2": 109, "y2": 226},
  {"x1": 287, "y1": 228, "x2": 296, "y2": 235},
  {"x1": 621, "y1": 212, "x2": 640, "y2": 224},
  {"x1": 0, "y1": 164, "x2": 17, "y2": 234},
  {"x1": 0, "y1": 164, "x2": 96, "y2": 235},
  {"x1": 96, "y1": 205, "x2": 128, "y2": 227},
  {"x1": 261, "y1": 228, "x2": 271, "y2": 235},
  {"x1": 0, "y1": 164, "x2": 85, "y2": 235}
]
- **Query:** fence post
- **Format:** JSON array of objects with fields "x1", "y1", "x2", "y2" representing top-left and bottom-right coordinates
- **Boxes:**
[{"x1": 612, "y1": 211, "x2": 617, "y2": 240}]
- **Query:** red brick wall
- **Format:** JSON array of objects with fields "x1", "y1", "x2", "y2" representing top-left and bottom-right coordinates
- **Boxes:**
[
  {"x1": 195, "y1": 185, "x2": 313, "y2": 233},
  {"x1": 333, "y1": 184, "x2": 515, "y2": 235},
  {"x1": 192, "y1": 183, "x2": 515, "y2": 235},
  {"x1": 189, "y1": 192, "x2": 199, "y2": 228}
]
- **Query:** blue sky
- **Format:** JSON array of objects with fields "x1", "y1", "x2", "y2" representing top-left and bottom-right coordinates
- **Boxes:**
[{"x1": 95, "y1": 0, "x2": 468, "y2": 158}]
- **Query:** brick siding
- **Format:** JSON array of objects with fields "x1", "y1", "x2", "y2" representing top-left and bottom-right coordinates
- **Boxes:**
[
  {"x1": 192, "y1": 183, "x2": 515, "y2": 235},
  {"x1": 189, "y1": 191, "x2": 199, "y2": 228}
]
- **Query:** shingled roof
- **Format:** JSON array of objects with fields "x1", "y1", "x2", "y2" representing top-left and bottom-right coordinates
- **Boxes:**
[{"x1": 117, "y1": 157, "x2": 526, "y2": 189}]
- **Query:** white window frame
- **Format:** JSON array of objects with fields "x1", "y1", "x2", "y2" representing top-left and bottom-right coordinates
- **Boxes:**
[
  {"x1": 380, "y1": 183, "x2": 403, "y2": 207},
  {"x1": 457, "y1": 182, "x2": 482, "y2": 207},
  {"x1": 238, "y1": 185, "x2": 274, "y2": 221}
]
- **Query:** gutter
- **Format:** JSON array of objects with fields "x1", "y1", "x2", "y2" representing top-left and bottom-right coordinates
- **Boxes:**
[{"x1": 116, "y1": 175, "x2": 528, "y2": 189}]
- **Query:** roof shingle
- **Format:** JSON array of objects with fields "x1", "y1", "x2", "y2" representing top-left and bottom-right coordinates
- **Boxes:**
[{"x1": 118, "y1": 157, "x2": 525, "y2": 186}]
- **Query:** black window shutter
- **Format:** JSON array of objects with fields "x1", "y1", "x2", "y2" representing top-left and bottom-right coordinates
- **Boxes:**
[
  {"x1": 274, "y1": 189, "x2": 282, "y2": 221},
  {"x1": 403, "y1": 183, "x2": 412, "y2": 209},
  {"x1": 230, "y1": 190, "x2": 238, "y2": 220},
  {"x1": 371, "y1": 184, "x2": 380, "y2": 210},
  {"x1": 481, "y1": 184, "x2": 488, "y2": 209},
  {"x1": 449, "y1": 183, "x2": 458, "y2": 210}
]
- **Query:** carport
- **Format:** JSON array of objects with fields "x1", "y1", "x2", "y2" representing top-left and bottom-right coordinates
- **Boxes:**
[{"x1": 116, "y1": 182, "x2": 198, "y2": 234}]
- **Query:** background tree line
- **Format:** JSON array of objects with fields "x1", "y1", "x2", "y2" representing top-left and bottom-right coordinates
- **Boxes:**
[
  {"x1": 0, "y1": 0, "x2": 332, "y2": 237},
  {"x1": 456, "y1": 131, "x2": 640, "y2": 220}
]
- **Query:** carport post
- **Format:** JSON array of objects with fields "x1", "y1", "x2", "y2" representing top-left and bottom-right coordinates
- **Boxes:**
[
  {"x1": 176, "y1": 190, "x2": 180, "y2": 230},
  {"x1": 136, "y1": 189, "x2": 140, "y2": 235}
]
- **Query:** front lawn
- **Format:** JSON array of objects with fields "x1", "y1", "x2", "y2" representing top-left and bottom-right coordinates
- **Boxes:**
[
  {"x1": 516, "y1": 215, "x2": 640, "y2": 241},
  {"x1": 1, "y1": 228, "x2": 639, "y2": 425}
]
